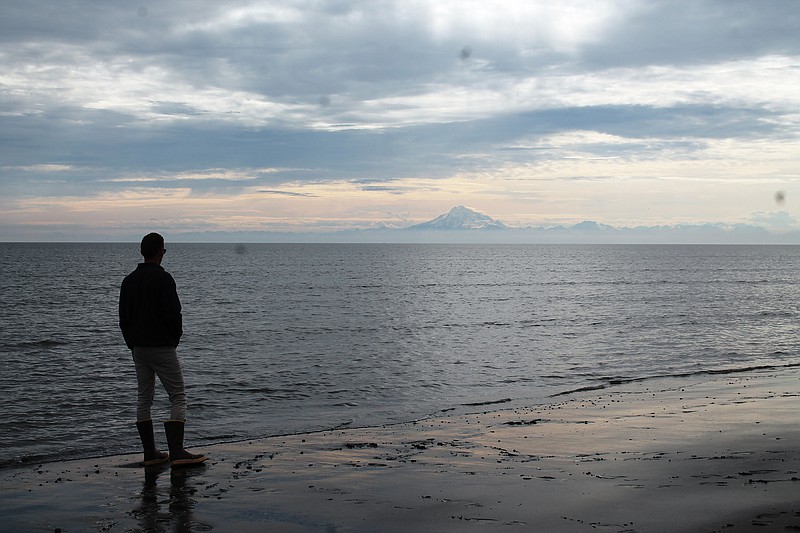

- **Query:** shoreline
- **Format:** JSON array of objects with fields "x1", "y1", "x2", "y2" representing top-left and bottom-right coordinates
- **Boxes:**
[
  {"x1": 7, "y1": 362, "x2": 798, "y2": 472},
  {"x1": 2, "y1": 368, "x2": 799, "y2": 532}
]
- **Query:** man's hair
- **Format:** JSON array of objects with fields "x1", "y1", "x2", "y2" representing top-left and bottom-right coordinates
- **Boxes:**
[{"x1": 140, "y1": 232, "x2": 164, "y2": 259}]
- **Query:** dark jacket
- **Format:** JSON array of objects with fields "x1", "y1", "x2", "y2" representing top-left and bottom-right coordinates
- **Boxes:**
[{"x1": 119, "y1": 263, "x2": 183, "y2": 350}]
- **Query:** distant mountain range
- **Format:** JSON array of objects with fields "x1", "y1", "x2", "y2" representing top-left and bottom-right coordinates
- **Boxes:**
[
  {"x1": 406, "y1": 205, "x2": 621, "y2": 232},
  {"x1": 174, "y1": 205, "x2": 800, "y2": 244},
  {"x1": 368, "y1": 205, "x2": 797, "y2": 244},
  {"x1": 398, "y1": 206, "x2": 785, "y2": 240}
]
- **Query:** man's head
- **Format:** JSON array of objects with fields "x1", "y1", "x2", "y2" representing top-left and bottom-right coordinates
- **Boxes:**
[{"x1": 140, "y1": 232, "x2": 166, "y2": 262}]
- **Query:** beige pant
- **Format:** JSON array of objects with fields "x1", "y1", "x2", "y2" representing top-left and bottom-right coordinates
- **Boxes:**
[{"x1": 132, "y1": 346, "x2": 187, "y2": 421}]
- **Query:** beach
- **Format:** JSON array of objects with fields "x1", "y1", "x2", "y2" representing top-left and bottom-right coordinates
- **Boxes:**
[{"x1": 2, "y1": 368, "x2": 799, "y2": 532}]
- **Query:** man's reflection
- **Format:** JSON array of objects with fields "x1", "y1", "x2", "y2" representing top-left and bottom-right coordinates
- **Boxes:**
[{"x1": 130, "y1": 465, "x2": 207, "y2": 532}]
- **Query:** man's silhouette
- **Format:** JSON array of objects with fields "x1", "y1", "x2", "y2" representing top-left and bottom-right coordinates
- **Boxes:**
[{"x1": 119, "y1": 232, "x2": 206, "y2": 467}]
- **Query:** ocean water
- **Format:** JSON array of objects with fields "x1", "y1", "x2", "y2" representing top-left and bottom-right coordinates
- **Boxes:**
[{"x1": 1, "y1": 242, "x2": 799, "y2": 467}]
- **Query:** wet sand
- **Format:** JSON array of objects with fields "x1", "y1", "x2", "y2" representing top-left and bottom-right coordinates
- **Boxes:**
[{"x1": 2, "y1": 368, "x2": 799, "y2": 532}]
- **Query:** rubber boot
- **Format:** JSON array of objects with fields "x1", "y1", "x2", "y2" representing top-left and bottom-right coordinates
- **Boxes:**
[
  {"x1": 135, "y1": 420, "x2": 169, "y2": 466},
  {"x1": 164, "y1": 420, "x2": 207, "y2": 466}
]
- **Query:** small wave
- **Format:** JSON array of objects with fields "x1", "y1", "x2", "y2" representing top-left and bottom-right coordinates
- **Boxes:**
[
  {"x1": 462, "y1": 398, "x2": 512, "y2": 407},
  {"x1": 550, "y1": 362, "x2": 800, "y2": 397},
  {"x1": 15, "y1": 339, "x2": 69, "y2": 348},
  {"x1": 0, "y1": 447, "x2": 125, "y2": 470},
  {"x1": 757, "y1": 310, "x2": 795, "y2": 318},
  {"x1": 198, "y1": 434, "x2": 238, "y2": 441},
  {"x1": 551, "y1": 384, "x2": 608, "y2": 396},
  {"x1": 498, "y1": 377, "x2": 540, "y2": 384}
]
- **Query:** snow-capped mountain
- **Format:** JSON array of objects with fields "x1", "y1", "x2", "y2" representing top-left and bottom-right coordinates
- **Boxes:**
[{"x1": 408, "y1": 205, "x2": 507, "y2": 230}]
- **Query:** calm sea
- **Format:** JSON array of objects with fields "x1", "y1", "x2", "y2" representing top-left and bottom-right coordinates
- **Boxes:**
[{"x1": 1, "y1": 243, "x2": 799, "y2": 467}]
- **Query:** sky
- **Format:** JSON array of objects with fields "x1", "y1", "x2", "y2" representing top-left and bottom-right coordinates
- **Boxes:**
[{"x1": 1, "y1": 0, "x2": 799, "y2": 241}]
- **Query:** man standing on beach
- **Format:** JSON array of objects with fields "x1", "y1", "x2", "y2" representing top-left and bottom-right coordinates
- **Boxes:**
[{"x1": 119, "y1": 232, "x2": 206, "y2": 467}]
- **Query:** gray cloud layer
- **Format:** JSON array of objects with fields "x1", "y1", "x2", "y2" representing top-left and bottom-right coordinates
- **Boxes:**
[{"x1": 1, "y1": 0, "x2": 799, "y2": 237}]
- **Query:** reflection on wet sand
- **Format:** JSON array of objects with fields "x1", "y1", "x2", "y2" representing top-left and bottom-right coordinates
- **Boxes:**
[{"x1": 130, "y1": 465, "x2": 210, "y2": 532}]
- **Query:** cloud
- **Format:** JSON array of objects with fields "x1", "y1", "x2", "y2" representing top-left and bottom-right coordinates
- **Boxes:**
[
  {"x1": 103, "y1": 168, "x2": 290, "y2": 183},
  {"x1": 581, "y1": 0, "x2": 800, "y2": 68},
  {"x1": 1, "y1": 1, "x2": 799, "y2": 240},
  {"x1": 258, "y1": 189, "x2": 317, "y2": 197},
  {"x1": 8, "y1": 164, "x2": 77, "y2": 172},
  {"x1": 357, "y1": 185, "x2": 407, "y2": 195},
  {"x1": 749, "y1": 210, "x2": 799, "y2": 230},
  {"x1": 4, "y1": 2, "x2": 798, "y2": 132}
]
